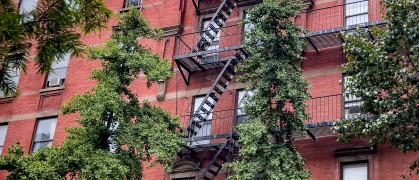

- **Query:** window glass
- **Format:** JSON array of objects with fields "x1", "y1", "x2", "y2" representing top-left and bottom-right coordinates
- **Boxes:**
[
  {"x1": 236, "y1": 89, "x2": 256, "y2": 124},
  {"x1": 345, "y1": 0, "x2": 368, "y2": 26},
  {"x1": 0, "y1": 124, "x2": 8, "y2": 155},
  {"x1": 124, "y1": 0, "x2": 141, "y2": 7},
  {"x1": 19, "y1": 0, "x2": 39, "y2": 14},
  {"x1": 0, "y1": 68, "x2": 21, "y2": 97},
  {"x1": 343, "y1": 76, "x2": 363, "y2": 118},
  {"x1": 346, "y1": 14, "x2": 369, "y2": 26},
  {"x1": 46, "y1": 52, "x2": 70, "y2": 86},
  {"x1": 342, "y1": 162, "x2": 368, "y2": 180},
  {"x1": 201, "y1": 19, "x2": 220, "y2": 63},
  {"x1": 32, "y1": 117, "x2": 57, "y2": 152},
  {"x1": 243, "y1": 12, "x2": 254, "y2": 35},
  {"x1": 19, "y1": 0, "x2": 39, "y2": 21},
  {"x1": 190, "y1": 96, "x2": 213, "y2": 145}
]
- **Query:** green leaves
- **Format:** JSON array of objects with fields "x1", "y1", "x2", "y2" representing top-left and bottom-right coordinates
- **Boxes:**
[
  {"x1": 333, "y1": 0, "x2": 419, "y2": 178},
  {"x1": 0, "y1": 7, "x2": 182, "y2": 179},
  {"x1": 0, "y1": 0, "x2": 112, "y2": 96},
  {"x1": 227, "y1": 0, "x2": 311, "y2": 179}
]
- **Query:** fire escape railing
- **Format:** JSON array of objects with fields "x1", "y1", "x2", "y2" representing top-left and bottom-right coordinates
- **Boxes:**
[
  {"x1": 296, "y1": 0, "x2": 384, "y2": 33},
  {"x1": 174, "y1": 24, "x2": 244, "y2": 58},
  {"x1": 180, "y1": 94, "x2": 345, "y2": 142},
  {"x1": 174, "y1": 0, "x2": 385, "y2": 58}
]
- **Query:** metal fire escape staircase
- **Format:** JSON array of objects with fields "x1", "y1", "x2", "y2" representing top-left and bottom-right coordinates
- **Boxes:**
[
  {"x1": 175, "y1": 0, "x2": 244, "y2": 85},
  {"x1": 178, "y1": 0, "x2": 248, "y2": 179}
]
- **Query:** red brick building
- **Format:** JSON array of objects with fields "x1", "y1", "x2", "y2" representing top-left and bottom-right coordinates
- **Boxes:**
[{"x1": 0, "y1": 0, "x2": 417, "y2": 179}]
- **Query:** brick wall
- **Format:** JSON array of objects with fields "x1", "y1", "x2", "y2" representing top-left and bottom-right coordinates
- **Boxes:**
[{"x1": 0, "y1": 0, "x2": 417, "y2": 179}]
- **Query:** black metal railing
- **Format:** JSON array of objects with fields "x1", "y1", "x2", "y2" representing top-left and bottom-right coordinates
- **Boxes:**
[
  {"x1": 174, "y1": 0, "x2": 385, "y2": 57},
  {"x1": 296, "y1": 0, "x2": 384, "y2": 32},
  {"x1": 180, "y1": 94, "x2": 346, "y2": 141},
  {"x1": 174, "y1": 24, "x2": 244, "y2": 57}
]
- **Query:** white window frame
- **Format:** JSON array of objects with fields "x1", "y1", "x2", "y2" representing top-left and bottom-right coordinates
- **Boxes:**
[
  {"x1": 32, "y1": 117, "x2": 57, "y2": 152},
  {"x1": 235, "y1": 89, "x2": 256, "y2": 125},
  {"x1": 190, "y1": 95, "x2": 214, "y2": 145},
  {"x1": 0, "y1": 124, "x2": 8, "y2": 155},
  {"x1": 200, "y1": 19, "x2": 220, "y2": 63},
  {"x1": 345, "y1": 0, "x2": 369, "y2": 26},
  {"x1": 19, "y1": 0, "x2": 39, "y2": 21},
  {"x1": 45, "y1": 52, "x2": 71, "y2": 87},
  {"x1": 341, "y1": 161, "x2": 369, "y2": 180},
  {"x1": 343, "y1": 75, "x2": 363, "y2": 119},
  {"x1": 0, "y1": 67, "x2": 21, "y2": 97},
  {"x1": 123, "y1": 0, "x2": 142, "y2": 8}
]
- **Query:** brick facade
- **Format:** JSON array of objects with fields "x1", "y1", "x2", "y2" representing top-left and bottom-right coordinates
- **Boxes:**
[{"x1": 0, "y1": 0, "x2": 417, "y2": 179}]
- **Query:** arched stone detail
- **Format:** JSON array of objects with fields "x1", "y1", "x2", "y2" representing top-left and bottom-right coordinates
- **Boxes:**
[{"x1": 170, "y1": 156, "x2": 200, "y2": 179}]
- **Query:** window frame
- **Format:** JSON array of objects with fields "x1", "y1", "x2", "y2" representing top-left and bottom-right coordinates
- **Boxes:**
[
  {"x1": 0, "y1": 123, "x2": 8, "y2": 155},
  {"x1": 342, "y1": 74, "x2": 363, "y2": 119},
  {"x1": 199, "y1": 18, "x2": 220, "y2": 63},
  {"x1": 340, "y1": 160, "x2": 369, "y2": 180},
  {"x1": 45, "y1": 52, "x2": 71, "y2": 88},
  {"x1": 31, "y1": 117, "x2": 57, "y2": 153},
  {"x1": 0, "y1": 67, "x2": 21, "y2": 97},
  {"x1": 123, "y1": 0, "x2": 143, "y2": 8},
  {"x1": 235, "y1": 89, "x2": 256, "y2": 125},
  {"x1": 344, "y1": 0, "x2": 369, "y2": 26}
]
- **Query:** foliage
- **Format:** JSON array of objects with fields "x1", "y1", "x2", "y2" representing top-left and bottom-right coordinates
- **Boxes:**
[
  {"x1": 332, "y1": 0, "x2": 419, "y2": 178},
  {"x1": 0, "y1": 0, "x2": 112, "y2": 96},
  {"x1": 226, "y1": 0, "x2": 312, "y2": 179},
  {"x1": 0, "y1": 7, "x2": 183, "y2": 179}
]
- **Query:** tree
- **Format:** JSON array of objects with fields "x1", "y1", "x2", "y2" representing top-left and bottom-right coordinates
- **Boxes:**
[
  {"x1": 0, "y1": 0, "x2": 112, "y2": 96},
  {"x1": 226, "y1": 0, "x2": 312, "y2": 179},
  {"x1": 332, "y1": 0, "x2": 419, "y2": 177},
  {"x1": 0, "y1": 7, "x2": 184, "y2": 179}
]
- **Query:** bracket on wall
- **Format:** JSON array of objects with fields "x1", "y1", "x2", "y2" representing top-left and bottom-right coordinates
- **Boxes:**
[
  {"x1": 338, "y1": 33, "x2": 345, "y2": 43},
  {"x1": 306, "y1": 129, "x2": 316, "y2": 142},
  {"x1": 306, "y1": 37, "x2": 318, "y2": 54},
  {"x1": 192, "y1": 0, "x2": 200, "y2": 9},
  {"x1": 175, "y1": 61, "x2": 191, "y2": 85}
]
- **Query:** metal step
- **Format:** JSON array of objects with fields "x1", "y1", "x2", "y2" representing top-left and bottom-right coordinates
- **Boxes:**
[
  {"x1": 190, "y1": 0, "x2": 237, "y2": 54},
  {"x1": 183, "y1": 49, "x2": 248, "y2": 137},
  {"x1": 198, "y1": 138, "x2": 235, "y2": 180}
]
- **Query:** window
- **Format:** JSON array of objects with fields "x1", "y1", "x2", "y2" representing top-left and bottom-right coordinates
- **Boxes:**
[
  {"x1": 341, "y1": 161, "x2": 368, "y2": 180},
  {"x1": 19, "y1": 0, "x2": 39, "y2": 21},
  {"x1": 123, "y1": 0, "x2": 142, "y2": 8},
  {"x1": 343, "y1": 76, "x2": 363, "y2": 119},
  {"x1": 0, "y1": 67, "x2": 21, "y2": 97},
  {"x1": 32, "y1": 117, "x2": 57, "y2": 152},
  {"x1": 46, "y1": 52, "x2": 71, "y2": 87},
  {"x1": 345, "y1": 0, "x2": 368, "y2": 26},
  {"x1": 0, "y1": 124, "x2": 8, "y2": 155},
  {"x1": 200, "y1": 19, "x2": 220, "y2": 63},
  {"x1": 236, "y1": 89, "x2": 256, "y2": 125},
  {"x1": 243, "y1": 11, "x2": 255, "y2": 42},
  {"x1": 190, "y1": 95, "x2": 214, "y2": 145}
]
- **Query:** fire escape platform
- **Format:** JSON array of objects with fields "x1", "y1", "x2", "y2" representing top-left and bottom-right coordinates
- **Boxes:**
[
  {"x1": 174, "y1": 45, "x2": 243, "y2": 72},
  {"x1": 302, "y1": 20, "x2": 386, "y2": 52}
]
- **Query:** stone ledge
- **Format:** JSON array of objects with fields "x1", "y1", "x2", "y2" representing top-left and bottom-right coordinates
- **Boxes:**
[{"x1": 39, "y1": 86, "x2": 65, "y2": 94}]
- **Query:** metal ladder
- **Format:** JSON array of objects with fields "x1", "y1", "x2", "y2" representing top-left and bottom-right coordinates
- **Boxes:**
[
  {"x1": 191, "y1": 0, "x2": 238, "y2": 53},
  {"x1": 183, "y1": 49, "x2": 248, "y2": 137},
  {"x1": 200, "y1": 138, "x2": 235, "y2": 180}
]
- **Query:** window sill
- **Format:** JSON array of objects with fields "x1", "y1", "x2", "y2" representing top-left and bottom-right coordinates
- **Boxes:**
[
  {"x1": 39, "y1": 86, "x2": 65, "y2": 94},
  {"x1": 118, "y1": 5, "x2": 142, "y2": 13},
  {"x1": 0, "y1": 97, "x2": 13, "y2": 104}
]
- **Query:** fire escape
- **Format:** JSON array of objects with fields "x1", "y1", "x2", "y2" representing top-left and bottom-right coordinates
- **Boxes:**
[
  {"x1": 174, "y1": 0, "x2": 247, "y2": 179},
  {"x1": 172, "y1": 0, "x2": 385, "y2": 179}
]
